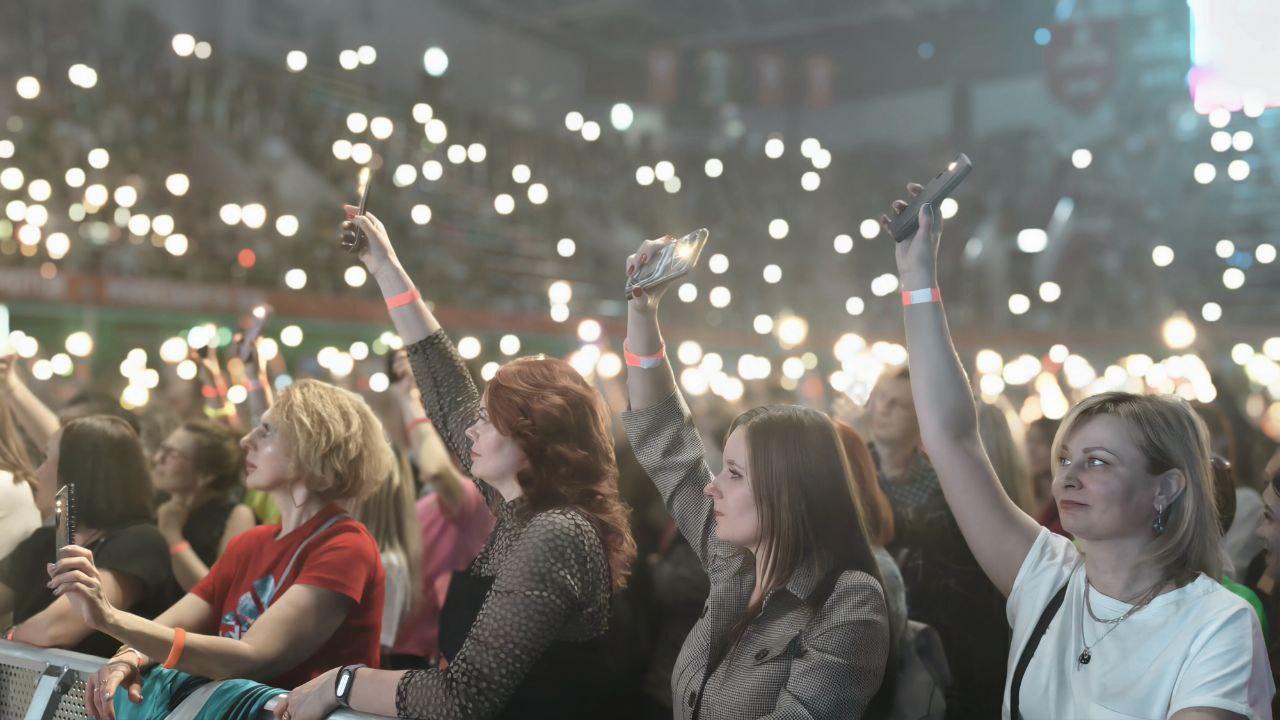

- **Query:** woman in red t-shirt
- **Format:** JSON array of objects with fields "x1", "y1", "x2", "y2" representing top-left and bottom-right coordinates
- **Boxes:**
[{"x1": 48, "y1": 379, "x2": 395, "y2": 719}]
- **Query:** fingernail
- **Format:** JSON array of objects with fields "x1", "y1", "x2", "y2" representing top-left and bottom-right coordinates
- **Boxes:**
[{"x1": 640, "y1": 255, "x2": 647, "y2": 262}]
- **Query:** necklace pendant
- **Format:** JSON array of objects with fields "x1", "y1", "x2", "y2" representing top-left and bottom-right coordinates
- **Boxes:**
[{"x1": 1078, "y1": 649, "x2": 1091, "y2": 666}]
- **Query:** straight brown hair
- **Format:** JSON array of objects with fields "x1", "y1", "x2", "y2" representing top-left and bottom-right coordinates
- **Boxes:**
[{"x1": 59, "y1": 415, "x2": 155, "y2": 531}]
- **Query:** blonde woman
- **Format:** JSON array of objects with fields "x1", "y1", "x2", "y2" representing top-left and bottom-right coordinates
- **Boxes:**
[
  {"x1": 976, "y1": 397, "x2": 1035, "y2": 513},
  {"x1": 883, "y1": 189, "x2": 1272, "y2": 718},
  {"x1": 354, "y1": 447, "x2": 424, "y2": 659},
  {"x1": 48, "y1": 379, "x2": 394, "y2": 720}
]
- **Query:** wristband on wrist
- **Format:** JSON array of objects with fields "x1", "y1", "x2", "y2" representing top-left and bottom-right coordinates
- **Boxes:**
[
  {"x1": 201, "y1": 385, "x2": 222, "y2": 399},
  {"x1": 242, "y1": 378, "x2": 261, "y2": 392},
  {"x1": 111, "y1": 646, "x2": 142, "y2": 668},
  {"x1": 162, "y1": 628, "x2": 186, "y2": 669},
  {"x1": 385, "y1": 288, "x2": 421, "y2": 310},
  {"x1": 901, "y1": 287, "x2": 942, "y2": 306},
  {"x1": 623, "y1": 341, "x2": 666, "y2": 369},
  {"x1": 169, "y1": 541, "x2": 191, "y2": 556}
]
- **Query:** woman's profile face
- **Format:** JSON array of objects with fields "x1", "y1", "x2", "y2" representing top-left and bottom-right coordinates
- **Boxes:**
[
  {"x1": 240, "y1": 408, "x2": 293, "y2": 492},
  {"x1": 1052, "y1": 415, "x2": 1163, "y2": 542},
  {"x1": 464, "y1": 399, "x2": 529, "y2": 488},
  {"x1": 704, "y1": 427, "x2": 760, "y2": 549}
]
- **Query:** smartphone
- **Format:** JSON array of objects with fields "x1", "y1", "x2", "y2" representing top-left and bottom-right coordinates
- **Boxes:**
[
  {"x1": 342, "y1": 167, "x2": 373, "y2": 254},
  {"x1": 238, "y1": 304, "x2": 273, "y2": 363},
  {"x1": 54, "y1": 484, "x2": 75, "y2": 560},
  {"x1": 625, "y1": 228, "x2": 710, "y2": 298},
  {"x1": 885, "y1": 153, "x2": 973, "y2": 243}
]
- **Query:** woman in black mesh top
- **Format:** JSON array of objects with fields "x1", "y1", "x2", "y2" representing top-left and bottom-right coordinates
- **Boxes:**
[{"x1": 273, "y1": 207, "x2": 635, "y2": 720}]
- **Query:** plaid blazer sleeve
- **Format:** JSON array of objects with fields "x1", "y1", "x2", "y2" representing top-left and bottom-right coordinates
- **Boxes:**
[{"x1": 621, "y1": 390, "x2": 737, "y2": 570}]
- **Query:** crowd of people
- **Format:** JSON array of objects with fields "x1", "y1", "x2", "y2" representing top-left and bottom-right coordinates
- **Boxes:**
[{"x1": 0, "y1": 187, "x2": 1276, "y2": 720}]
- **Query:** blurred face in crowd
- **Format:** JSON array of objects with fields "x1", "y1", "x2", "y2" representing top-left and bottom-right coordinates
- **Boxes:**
[
  {"x1": 1026, "y1": 423, "x2": 1055, "y2": 481},
  {"x1": 465, "y1": 397, "x2": 528, "y2": 497},
  {"x1": 240, "y1": 408, "x2": 293, "y2": 493},
  {"x1": 152, "y1": 428, "x2": 200, "y2": 496},
  {"x1": 705, "y1": 427, "x2": 761, "y2": 549},
  {"x1": 166, "y1": 379, "x2": 201, "y2": 419},
  {"x1": 33, "y1": 428, "x2": 61, "y2": 517},
  {"x1": 1256, "y1": 484, "x2": 1280, "y2": 563},
  {"x1": 1053, "y1": 415, "x2": 1172, "y2": 542},
  {"x1": 871, "y1": 376, "x2": 919, "y2": 447}
]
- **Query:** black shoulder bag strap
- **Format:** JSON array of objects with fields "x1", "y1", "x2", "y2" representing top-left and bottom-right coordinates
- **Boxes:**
[{"x1": 1009, "y1": 582, "x2": 1068, "y2": 720}]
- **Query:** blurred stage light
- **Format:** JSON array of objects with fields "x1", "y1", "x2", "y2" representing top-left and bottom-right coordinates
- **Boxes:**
[
  {"x1": 834, "y1": 234, "x2": 853, "y2": 254},
  {"x1": 610, "y1": 103, "x2": 634, "y2": 131},
  {"x1": 286, "y1": 51, "x2": 308, "y2": 72},
  {"x1": 423, "y1": 47, "x2": 449, "y2": 76},
  {"x1": 704, "y1": 158, "x2": 723, "y2": 177}
]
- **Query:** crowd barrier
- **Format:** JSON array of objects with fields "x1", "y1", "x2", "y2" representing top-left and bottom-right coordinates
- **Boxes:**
[{"x1": 0, "y1": 640, "x2": 386, "y2": 720}]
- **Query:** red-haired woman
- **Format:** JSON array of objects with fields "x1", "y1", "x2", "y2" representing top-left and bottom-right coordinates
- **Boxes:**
[{"x1": 274, "y1": 208, "x2": 636, "y2": 720}]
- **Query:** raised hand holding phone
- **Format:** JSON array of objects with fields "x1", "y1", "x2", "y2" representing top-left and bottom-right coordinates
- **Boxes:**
[{"x1": 881, "y1": 183, "x2": 943, "y2": 290}]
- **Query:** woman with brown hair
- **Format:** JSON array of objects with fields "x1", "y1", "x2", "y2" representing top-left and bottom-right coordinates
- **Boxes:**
[
  {"x1": 621, "y1": 235, "x2": 891, "y2": 719},
  {"x1": 272, "y1": 206, "x2": 635, "y2": 720}
]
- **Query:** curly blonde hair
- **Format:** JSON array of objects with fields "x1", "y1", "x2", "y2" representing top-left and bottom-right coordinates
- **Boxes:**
[{"x1": 272, "y1": 379, "x2": 394, "y2": 503}]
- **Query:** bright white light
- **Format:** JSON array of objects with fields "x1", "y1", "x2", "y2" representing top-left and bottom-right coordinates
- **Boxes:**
[
  {"x1": 676, "y1": 283, "x2": 699, "y2": 304},
  {"x1": 578, "y1": 319, "x2": 602, "y2": 343},
  {"x1": 457, "y1": 336, "x2": 481, "y2": 359},
  {"x1": 425, "y1": 119, "x2": 448, "y2": 144},
  {"x1": 423, "y1": 47, "x2": 449, "y2": 76},
  {"x1": 654, "y1": 161, "x2": 675, "y2": 182},
  {"x1": 412, "y1": 103, "x2": 434, "y2": 124},
  {"x1": 709, "y1": 286, "x2": 731, "y2": 308},
  {"x1": 1216, "y1": 239, "x2": 1236, "y2": 258},
  {"x1": 27, "y1": 179, "x2": 51, "y2": 202},
  {"x1": 87, "y1": 148, "x2": 110, "y2": 169},
  {"x1": 680, "y1": 368, "x2": 709, "y2": 396},
  {"x1": 564, "y1": 111, "x2": 584, "y2": 132},
  {"x1": 219, "y1": 203, "x2": 242, "y2": 225},
  {"x1": 1071, "y1": 148, "x2": 1093, "y2": 168},
  {"x1": 550, "y1": 304, "x2": 570, "y2": 323},
  {"x1": 344, "y1": 266, "x2": 367, "y2": 287},
  {"x1": 193, "y1": 42, "x2": 212, "y2": 60},
  {"x1": 62, "y1": 168, "x2": 85, "y2": 189},
  {"x1": 63, "y1": 331, "x2": 93, "y2": 358},
  {"x1": 709, "y1": 254, "x2": 729, "y2": 274},
  {"x1": 1233, "y1": 130, "x2": 1254, "y2": 152},
  {"x1": 1256, "y1": 243, "x2": 1276, "y2": 264},
  {"x1": 357, "y1": 45, "x2": 377, "y2": 65},
  {"x1": 597, "y1": 352, "x2": 623, "y2": 379},
  {"x1": 280, "y1": 325, "x2": 304, "y2": 347},
  {"x1": 500, "y1": 335, "x2": 521, "y2": 356},
  {"x1": 241, "y1": 203, "x2": 266, "y2": 229},
  {"x1": 286, "y1": 50, "x2": 308, "y2": 72},
  {"x1": 768, "y1": 219, "x2": 789, "y2": 240},
  {"x1": 1201, "y1": 302, "x2": 1222, "y2": 322},
  {"x1": 776, "y1": 316, "x2": 809, "y2": 348},
  {"x1": 1194, "y1": 163, "x2": 1216, "y2": 184},
  {"x1": 512, "y1": 164, "x2": 531, "y2": 184},
  {"x1": 46, "y1": 232, "x2": 70, "y2": 259},
  {"x1": 0, "y1": 140, "x2": 11, "y2": 159},
  {"x1": 164, "y1": 234, "x2": 189, "y2": 256},
  {"x1": 275, "y1": 214, "x2": 299, "y2": 237},
  {"x1": 494, "y1": 194, "x2": 515, "y2": 215},
  {"x1": 663, "y1": 177, "x2": 681, "y2": 194},
  {"x1": 1211, "y1": 131, "x2": 1232, "y2": 152},
  {"x1": 1208, "y1": 108, "x2": 1231, "y2": 128},
  {"x1": 467, "y1": 143, "x2": 487, "y2": 163},
  {"x1": 1039, "y1": 282, "x2": 1061, "y2": 302},
  {"x1": 369, "y1": 373, "x2": 389, "y2": 393},
  {"x1": 676, "y1": 341, "x2": 703, "y2": 366},
  {"x1": 754, "y1": 314, "x2": 774, "y2": 334},
  {"x1": 870, "y1": 274, "x2": 899, "y2": 297},
  {"x1": 447, "y1": 145, "x2": 467, "y2": 164},
  {"x1": 166, "y1": 173, "x2": 189, "y2": 196},
  {"x1": 859, "y1": 218, "x2": 881, "y2": 240},
  {"x1": 939, "y1": 198, "x2": 958, "y2": 219},
  {"x1": 801, "y1": 172, "x2": 821, "y2": 191},
  {"x1": 704, "y1": 158, "x2": 723, "y2": 178},
  {"x1": 0, "y1": 168, "x2": 23, "y2": 192},
  {"x1": 1232, "y1": 343, "x2": 1254, "y2": 365},
  {"x1": 112, "y1": 185, "x2": 137, "y2": 209},
  {"x1": 1008, "y1": 293, "x2": 1031, "y2": 315},
  {"x1": 1017, "y1": 228, "x2": 1048, "y2": 253},
  {"x1": 422, "y1": 160, "x2": 444, "y2": 181},
  {"x1": 635, "y1": 166, "x2": 655, "y2": 186},
  {"x1": 1152, "y1": 245, "x2": 1175, "y2": 267},
  {"x1": 833, "y1": 234, "x2": 854, "y2": 254},
  {"x1": 257, "y1": 338, "x2": 278, "y2": 362},
  {"x1": 811, "y1": 149, "x2": 832, "y2": 170},
  {"x1": 800, "y1": 138, "x2": 821, "y2": 158},
  {"x1": 127, "y1": 214, "x2": 151, "y2": 236},
  {"x1": 411, "y1": 204, "x2": 432, "y2": 225},
  {"x1": 1228, "y1": 159, "x2": 1250, "y2": 181},
  {"x1": 68, "y1": 64, "x2": 98, "y2": 88},
  {"x1": 339, "y1": 50, "x2": 360, "y2": 70},
  {"x1": 581, "y1": 121, "x2": 601, "y2": 141},
  {"x1": 527, "y1": 183, "x2": 548, "y2": 204},
  {"x1": 393, "y1": 164, "x2": 417, "y2": 188},
  {"x1": 762, "y1": 265, "x2": 782, "y2": 284},
  {"x1": 1162, "y1": 314, "x2": 1196, "y2": 349},
  {"x1": 284, "y1": 268, "x2": 308, "y2": 290},
  {"x1": 152, "y1": 214, "x2": 174, "y2": 236},
  {"x1": 480, "y1": 362, "x2": 500, "y2": 381},
  {"x1": 548, "y1": 280, "x2": 572, "y2": 304},
  {"x1": 610, "y1": 103, "x2": 634, "y2": 131},
  {"x1": 783, "y1": 357, "x2": 805, "y2": 379},
  {"x1": 845, "y1": 297, "x2": 865, "y2": 316},
  {"x1": 557, "y1": 238, "x2": 575, "y2": 257},
  {"x1": 1265, "y1": 338, "x2": 1280, "y2": 361},
  {"x1": 1223, "y1": 267, "x2": 1245, "y2": 289},
  {"x1": 764, "y1": 137, "x2": 785, "y2": 159}
]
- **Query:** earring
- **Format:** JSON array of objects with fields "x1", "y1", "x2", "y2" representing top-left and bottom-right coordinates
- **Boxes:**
[{"x1": 1152, "y1": 505, "x2": 1168, "y2": 535}]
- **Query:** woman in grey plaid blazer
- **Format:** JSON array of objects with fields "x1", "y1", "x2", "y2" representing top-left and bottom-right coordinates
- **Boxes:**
[{"x1": 620, "y1": 236, "x2": 893, "y2": 719}]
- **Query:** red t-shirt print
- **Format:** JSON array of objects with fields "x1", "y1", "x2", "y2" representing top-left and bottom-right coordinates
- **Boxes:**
[{"x1": 191, "y1": 503, "x2": 385, "y2": 689}]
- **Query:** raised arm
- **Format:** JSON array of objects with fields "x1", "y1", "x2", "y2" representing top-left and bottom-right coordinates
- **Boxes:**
[
  {"x1": 345, "y1": 208, "x2": 482, "y2": 490},
  {"x1": 884, "y1": 190, "x2": 1040, "y2": 596},
  {"x1": 0, "y1": 354, "x2": 60, "y2": 447}
]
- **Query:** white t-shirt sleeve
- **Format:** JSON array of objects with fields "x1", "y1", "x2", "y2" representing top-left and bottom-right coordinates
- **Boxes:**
[
  {"x1": 1007, "y1": 526, "x2": 1080, "y2": 629},
  {"x1": 1169, "y1": 596, "x2": 1275, "y2": 720},
  {"x1": 380, "y1": 550, "x2": 411, "y2": 647}
]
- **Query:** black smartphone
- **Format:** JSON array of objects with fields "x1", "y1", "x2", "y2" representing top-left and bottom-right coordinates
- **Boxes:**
[
  {"x1": 239, "y1": 304, "x2": 273, "y2": 363},
  {"x1": 885, "y1": 153, "x2": 973, "y2": 242},
  {"x1": 54, "y1": 484, "x2": 75, "y2": 560},
  {"x1": 342, "y1": 167, "x2": 373, "y2": 253}
]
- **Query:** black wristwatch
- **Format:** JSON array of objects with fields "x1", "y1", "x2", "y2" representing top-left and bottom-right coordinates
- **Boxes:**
[{"x1": 334, "y1": 663, "x2": 366, "y2": 709}]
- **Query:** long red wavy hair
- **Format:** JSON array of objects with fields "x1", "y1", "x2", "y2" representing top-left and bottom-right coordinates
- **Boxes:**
[{"x1": 486, "y1": 356, "x2": 636, "y2": 590}]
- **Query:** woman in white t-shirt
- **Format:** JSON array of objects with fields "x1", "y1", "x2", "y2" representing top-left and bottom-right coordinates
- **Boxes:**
[
  {"x1": 881, "y1": 188, "x2": 1273, "y2": 719},
  {"x1": 0, "y1": 399, "x2": 41, "y2": 562},
  {"x1": 353, "y1": 446, "x2": 422, "y2": 656}
]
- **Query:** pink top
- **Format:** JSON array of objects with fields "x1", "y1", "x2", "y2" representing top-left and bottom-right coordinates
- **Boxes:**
[{"x1": 391, "y1": 480, "x2": 496, "y2": 658}]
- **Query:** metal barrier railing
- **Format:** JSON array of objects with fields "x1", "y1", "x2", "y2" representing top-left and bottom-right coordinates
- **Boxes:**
[{"x1": 0, "y1": 640, "x2": 388, "y2": 719}]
